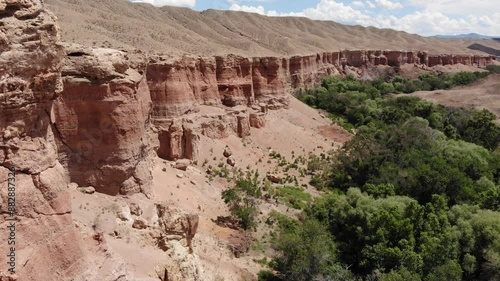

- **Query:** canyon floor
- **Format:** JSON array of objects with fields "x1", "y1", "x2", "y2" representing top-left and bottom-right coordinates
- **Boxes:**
[
  {"x1": 1, "y1": 1, "x2": 499, "y2": 281},
  {"x1": 68, "y1": 96, "x2": 350, "y2": 280},
  {"x1": 68, "y1": 67, "x2": 500, "y2": 280}
]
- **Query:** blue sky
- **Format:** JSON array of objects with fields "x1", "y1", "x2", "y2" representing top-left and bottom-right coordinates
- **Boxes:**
[{"x1": 129, "y1": 0, "x2": 500, "y2": 36}]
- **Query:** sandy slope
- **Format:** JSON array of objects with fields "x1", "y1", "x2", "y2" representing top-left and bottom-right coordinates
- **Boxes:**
[
  {"x1": 410, "y1": 74, "x2": 500, "y2": 122},
  {"x1": 45, "y1": 0, "x2": 500, "y2": 56},
  {"x1": 68, "y1": 96, "x2": 351, "y2": 280}
]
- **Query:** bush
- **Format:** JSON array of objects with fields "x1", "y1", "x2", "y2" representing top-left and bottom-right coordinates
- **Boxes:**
[
  {"x1": 272, "y1": 219, "x2": 337, "y2": 281},
  {"x1": 285, "y1": 73, "x2": 500, "y2": 281},
  {"x1": 221, "y1": 176, "x2": 262, "y2": 230},
  {"x1": 486, "y1": 64, "x2": 500, "y2": 74},
  {"x1": 258, "y1": 270, "x2": 281, "y2": 281}
]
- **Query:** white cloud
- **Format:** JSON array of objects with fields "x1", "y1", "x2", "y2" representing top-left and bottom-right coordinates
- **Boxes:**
[
  {"x1": 374, "y1": 0, "x2": 403, "y2": 10},
  {"x1": 409, "y1": 0, "x2": 498, "y2": 17},
  {"x1": 228, "y1": 0, "x2": 500, "y2": 36},
  {"x1": 302, "y1": 1, "x2": 371, "y2": 23},
  {"x1": 228, "y1": 3, "x2": 298, "y2": 17},
  {"x1": 228, "y1": 4, "x2": 266, "y2": 15},
  {"x1": 227, "y1": 0, "x2": 275, "y2": 2},
  {"x1": 129, "y1": 0, "x2": 195, "y2": 7},
  {"x1": 352, "y1": 1, "x2": 364, "y2": 7}
]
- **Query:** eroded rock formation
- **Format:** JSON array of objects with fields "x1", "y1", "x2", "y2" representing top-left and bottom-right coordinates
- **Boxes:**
[
  {"x1": 0, "y1": 1, "x2": 128, "y2": 280},
  {"x1": 155, "y1": 203, "x2": 203, "y2": 281},
  {"x1": 157, "y1": 120, "x2": 200, "y2": 162},
  {"x1": 0, "y1": 1, "x2": 497, "y2": 280},
  {"x1": 53, "y1": 44, "x2": 152, "y2": 195},
  {"x1": 148, "y1": 49, "x2": 494, "y2": 161}
]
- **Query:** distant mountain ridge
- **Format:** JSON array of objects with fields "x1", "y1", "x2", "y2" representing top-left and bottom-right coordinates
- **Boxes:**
[
  {"x1": 434, "y1": 33, "x2": 499, "y2": 39},
  {"x1": 46, "y1": 0, "x2": 500, "y2": 57}
]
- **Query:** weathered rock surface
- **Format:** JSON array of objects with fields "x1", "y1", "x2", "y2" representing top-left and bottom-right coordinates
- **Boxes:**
[
  {"x1": 0, "y1": 0, "x2": 63, "y2": 175},
  {"x1": 155, "y1": 203, "x2": 203, "y2": 281},
  {"x1": 0, "y1": 2, "x2": 128, "y2": 280},
  {"x1": 223, "y1": 147, "x2": 232, "y2": 158},
  {"x1": 147, "y1": 49, "x2": 494, "y2": 161},
  {"x1": 0, "y1": 2, "x2": 497, "y2": 281},
  {"x1": 249, "y1": 113, "x2": 266, "y2": 128},
  {"x1": 156, "y1": 203, "x2": 199, "y2": 253},
  {"x1": 147, "y1": 56, "x2": 220, "y2": 119},
  {"x1": 236, "y1": 114, "x2": 251, "y2": 138},
  {"x1": 53, "y1": 44, "x2": 152, "y2": 195},
  {"x1": 174, "y1": 159, "x2": 191, "y2": 171},
  {"x1": 227, "y1": 157, "x2": 236, "y2": 167},
  {"x1": 267, "y1": 174, "x2": 282, "y2": 184},
  {"x1": 157, "y1": 120, "x2": 201, "y2": 162}
]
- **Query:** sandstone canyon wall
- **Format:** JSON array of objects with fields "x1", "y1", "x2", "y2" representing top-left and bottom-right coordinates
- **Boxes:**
[
  {"x1": 0, "y1": 1, "x2": 82, "y2": 280},
  {"x1": 0, "y1": 1, "x2": 497, "y2": 280},
  {"x1": 53, "y1": 44, "x2": 152, "y2": 196},
  {"x1": 0, "y1": 1, "x2": 130, "y2": 280},
  {"x1": 143, "y1": 50, "x2": 495, "y2": 165},
  {"x1": 6, "y1": 30, "x2": 497, "y2": 195}
]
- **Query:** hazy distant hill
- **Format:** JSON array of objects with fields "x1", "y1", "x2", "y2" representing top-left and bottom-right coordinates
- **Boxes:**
[
  {"x1": 468, "y1": 43, "x2": 500, "y2": 57},
  {"x1": 45, "y1": 0, "x2": 500, "y2": 56},
  {"x1": 434, "y1": 33, "x2": 498, "y2": 39}
]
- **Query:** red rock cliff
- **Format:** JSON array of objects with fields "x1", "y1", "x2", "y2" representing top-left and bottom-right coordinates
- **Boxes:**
[
  {"x1": 53, "y1": 44, "x2": 152, "y2": 196},
  {"x1": 3, "y1": 2, "x2": 495, "y2": 280},
  {"x1": 0, "y1": 1, "x2": 129, "y2": 280},
  {"x1": 145, "y1": 49, "x2": 494, "y2": 162}
]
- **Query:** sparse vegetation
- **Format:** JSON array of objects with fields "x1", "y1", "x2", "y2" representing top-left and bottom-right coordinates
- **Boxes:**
[
  {"x1": 276, "y1": 186, "x2": 312, "y2": 210},
  {"x1": 222, "y1": 173, "x2": 262, "y2": 230}
]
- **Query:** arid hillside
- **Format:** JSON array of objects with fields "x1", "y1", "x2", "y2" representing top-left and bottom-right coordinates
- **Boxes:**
[
  {"x1": 46, "y1": 0, "x2": 500, "y2": 56},
  {"x1": 410, "y1": 74, "x2": 500, "y2": 122}
]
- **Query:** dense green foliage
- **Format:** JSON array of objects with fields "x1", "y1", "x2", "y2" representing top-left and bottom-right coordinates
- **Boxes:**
[
  {"x1": 297, "y1": 75, "x2": 499, "y2": 205},
  {"x1": 263, "y1": 72, "x2": 500, "y2": 281},
  {"x1": 306, "y1": 190, "x2": 500, "y2": 280},
  {"x1": 297, "y1": 75, "x2": 500, "y2": 151},
  {"x1": 486, "y1": 65, "x2": 500, "y2": 74}
]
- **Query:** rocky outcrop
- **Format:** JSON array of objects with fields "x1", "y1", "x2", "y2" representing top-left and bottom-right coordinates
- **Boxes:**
[
  {"x1": 252, "y1": 57, "x2": 289, "y2": 107},
  {"x1": 53, "y1": 44, "x2": 152, "y2": 195},
  {"x1": 288, "y1": 54, "x2": 341, "y2": 89},
  {"x1": 216, "y1": 55, "x2": 254, "y2": 107},
  {"x1": 250, "y1": 113, "x2": 266, "y2": 128},
  {"x1": 156, "y1": 107, "x2": 262, "y2": 161},
  {"x1": 158, "y1": 121, "x2": 200, "y2": 162},
  {"x1": 155, "y1": 203, "x2": 203, "y2": 281},
  {"x1": 0, "y1": 1, "x2": 127, "y2": 280},
  {"x1": 150, "y1": 50, "x2": 494, "y2": 161},
  {"x1": 145, "y1": 49, "x2": 494, "y2": 120},
  {"x1": 147, "y1": 54, "x2": 291, "y2": 121},
  {"x1": 236, "y1": 114, "x2": 251, "y2": 138},
  {"x1": 4, "y1": 2, "x2": 496, "y2": 281}
]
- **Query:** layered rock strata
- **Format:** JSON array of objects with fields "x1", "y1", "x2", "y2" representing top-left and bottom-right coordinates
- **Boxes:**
[
  {"x1": 148, "y1": 51, "x2": 495, "y2": 115},
  {"x1": 148, "y1": 50, "x2": 494, "y2": 162},
  {"x1": 53, "y1": 44, "x2": 152, "y2": 195},
  {"x1": 156, "y1": 106, "x2": 264, "y2": 161},
  {"x1": 4, "y1": 2, "x2": 496, "y2": 281},
  {"x1": 0, "y1": 1, "x2": 127, "y2": 280}
]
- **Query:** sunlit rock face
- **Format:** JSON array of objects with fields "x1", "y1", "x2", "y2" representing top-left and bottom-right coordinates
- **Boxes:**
[
  {"x1": 0, "y1": 1, "x2": 125, "y2": 281},
  {"x1": 53, "y1": 44, "x2": 152, "y2": 196}
]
